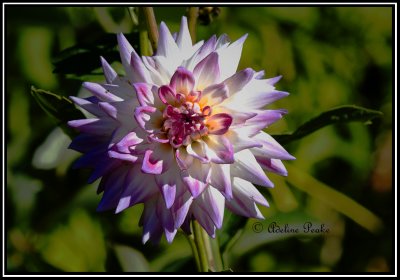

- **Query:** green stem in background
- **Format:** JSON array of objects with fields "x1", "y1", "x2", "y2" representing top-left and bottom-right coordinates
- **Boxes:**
[
  {"x1": 192, "y1": 221, "x2": 209, "y2": 272},
  {"x1": 191, "y1": 220, "x2": 224, "y2": 272},
  {"x1": 185, "y1": 231, "x2": 201, "y2": 271},
  {"x1": 187, "y1": 7, "x2": 199, "y2": 42},
  {"x1": 209, "y1": 234, "x2": 224, "y2": 271},
  {"x1": 127, "y1": 7, "x2": 138, "y2": 26},
  {"x1": 138, "y1": 8, "x2": 152, "y2": 56},
  {"x1": 140, "y1": 7, "x2": 159, "y2": 52}
]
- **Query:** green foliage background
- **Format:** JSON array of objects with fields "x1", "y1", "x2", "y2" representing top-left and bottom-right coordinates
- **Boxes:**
[{"x1": 6, "y1": 6, "x2": 393, "y2": 273}]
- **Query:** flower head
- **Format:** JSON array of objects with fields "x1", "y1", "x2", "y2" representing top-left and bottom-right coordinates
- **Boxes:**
[{"x1": 68, "y1": 17, "x2": 295, "y2": 243}]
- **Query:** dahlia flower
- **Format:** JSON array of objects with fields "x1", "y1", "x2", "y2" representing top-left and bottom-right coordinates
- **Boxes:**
[{"x1": 68, "y1": 17, "x2": 295, "y2": 243}]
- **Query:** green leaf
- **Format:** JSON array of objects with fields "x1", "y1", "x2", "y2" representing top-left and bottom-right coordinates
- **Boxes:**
[
  {"x1": 52, "y1": 32, "x2": 139, "y2": 76},
  {"x1": 273, "y1": 105, "x2": 383, "y2": 145},
  {"x1": 219, "y1": 211, "x2": 247, "y2": 253},
  {"x1": 31, "y1": 86, "x2": 85, "y2": 139},
  {"x1": 41, "y1": 209, "x2": 107, "y2": 272},
  {"x1": 285, "y1": 163, "x2": 383, "y2": 234},
  {"x1": 114, "y1": 244, "x2": 150, "y2": 272},
  {"x1": 149, "y1": 234, "x2": 192, "y2": 272}
]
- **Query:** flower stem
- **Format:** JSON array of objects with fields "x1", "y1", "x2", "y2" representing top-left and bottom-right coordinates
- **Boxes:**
[
  {"x1": 185, "y1": 230, "x2": 202, "y2": 271},
  {"x1": 187, "y1": 7, "x2": 199, "y2": 42},
  {"x1": 191, "y1": 220, "x2": 224, "y2": 272},
  {"x1": 192, "y1": 221, "x2": 209, "y2": 272},
  {"x1": 138, "y1": 8, "x2": 152, "y2": 56},
  {"x1": 140, "y1": 7, "x2": 158, "y2": 52},
  {"x1": 209, "y1": 234, "x2": 224, "y2": 271}
]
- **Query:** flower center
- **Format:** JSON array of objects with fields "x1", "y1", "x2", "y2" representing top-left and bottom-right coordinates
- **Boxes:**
[{"x1": 159, "y1": 86, "x2": 211, "y2": 148}]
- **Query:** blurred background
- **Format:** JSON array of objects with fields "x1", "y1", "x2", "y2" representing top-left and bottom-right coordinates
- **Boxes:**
[{"x1": 6, "y1": 6, "x2": 393, "y2": 273}]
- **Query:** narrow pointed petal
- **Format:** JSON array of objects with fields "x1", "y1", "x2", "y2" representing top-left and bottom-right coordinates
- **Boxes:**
[
  {"x1": 201, "y1": 83, "x2": 229, "y2": 107},
  {"x1": 131, "y1": 48, "x2": 152, "y2": 83},
  {"x1": 141, "y1": 199, "x2": 163, "y2": 244},
  {"x1": 172, "y1": 192, "x2": 193, "y2": 228},
  {"x1": 98, "y1": 102, "x2": 118, "y2": 119},
  {"x1": 214, "y1": 107, "x2": 256, "y2": 126},
  {"x1": 183, "y1": 35, "x2": 217, "y2": 70},
  {"x1": 176, "y1": 16, "x2": 192, "y2": 51},
  {"x1": 217, "y1": 34, "x2": 247, "y2": 81},
  {"x1": 200, "y1": 186, "x2": 225, "y2": 228},
  {"x1": 151, "y1": 143, "x2": 174, "y2": 173},
  {"x1": 116, "y1": 165, "x2": 158, "y2": 213},
  {"x1": 225, "y1": 83, "x2": 289, "y2": 110},
  {"x1": 193, "y1": 52, "x2": 220, "y2": 90},
  {"x1": 232, "y1": 149, "x2": 274, "y2": 188},
  {"x1": 141, "y1": 56, "x2": 169, "y2": 86},
  {"x1": 204, "y1": 135, "x2": 234, "y2": 164},
  {"x1": 192, "y1": 203, "x2": 216, "y2": 237},
  {"x1": 255, "y1": 70, "x2": 265, "y2": 79},
  {"x1": 164, "y1": 228, "x2": 178, "y2": 243},
  {"x1": 223, "y1": 68, "x2": 254, "y2": 95},
  {"x1": 105, "y1": 101, "x2": 139, "y2": 131},
  {"x1": 154, "y1": 164, "x2": 180, "y2": 209},
  {"x1": 225, "y1": 178, "x2": 268, "y2": 219},
  {"x1": 69, "y1": 133, "x2": 108, "y2": 153},
  {"x1": 254, "y1": 156, "x2": 288, "y2": 176},
  {"x1": 70, "y1": 96, "x2": 107, "y2": 118},
  {"x1": 102, "y1": 83, "x2": 135, "y2": 100},
  {"x1": 160, "y1": 184, "x2": 176, "y2": 209},
  {"x1": 210, "y1": 163, "x2": 232, "y2": 200},
  {"x1": 182, "y1": 173, "x2": 207, "y2": 198},
  {"x1": 226, "y1": 199, "x2": 264, "y2": 220},
  {"x1": 252, "y1": 132, "x2": 296, "y2": 160},
  {"x1": 181, "y1": 159, "x2": 210, "y2": 198},
  {"x1": 72, "y1": 145, "x2": 107, "y2": 169},
  {"x1": 157, "y1": 22, "x2": 180, "y2": 61},
  {"x1": 175, "y1": 148, "x2": 194, "y2": 170},
  {"x1": 89, "y1": 159, "x2": 120, "y2": 185},
  {"x1": 68, "y1": 118, "x2": 116, "y2": 135},
  {"x1": 117, "y1": 33, "x2": 133, "y2": 69},
  {"x1": 82, "y1": 82, "x2": 122, "y2": 102},
  {"x1": 115, "y1": 39, "x2": 151, "y2": 84},
  {"x1": 225, "y1": 128, "x2": 262, "y2": 152},
  {"x1": 170, "y1": 67, "x2": 195, "y2": 95},
  {"x1": 155, "y1": 198, "x2": 177, "y2": 241},
  {"x1": 100, "y1": 56, "x2": 118, "y2": 84},
  {"x1": 266, "y1": 75, "x2": 283, "y2": 85},
  {"x1": 233, "y1": 177, "x2": 269, "y2": 207},
  {"x1": 108, "y1": 150, "x2": 138, "y2": 164},
  {"x1": 97, "y1": 166, "x2": 130, "y2": 211},
  {"x1": 216, "y1": 33, "x2": 230, "y2": 48},
  {"x1": 133, "y1": 83, "x2": 154, "y2": 106},
  {"x1": 244, "y1": 109, "x2": 287, "y2": 137}
]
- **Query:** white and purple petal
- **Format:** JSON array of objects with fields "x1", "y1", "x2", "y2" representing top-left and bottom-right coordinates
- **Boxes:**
[
  {"x1": 206, "y1": 113, "x2": 232, "y2": 135},
  {"x1": 232, "y1": 149, "x2": 274, "y2": 188},
  {"x1": 252, "y1": 131, "x2": 296, "y2": 160},
  {"x1": 217, "y1": 34, "x2": 247, "y2": 81},
  {"x1": 193, "y1": 52, "x2": 220, "y2": 90}
]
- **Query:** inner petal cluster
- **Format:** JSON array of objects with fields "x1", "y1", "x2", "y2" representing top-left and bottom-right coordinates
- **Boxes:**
[
  {"x1": 162, "y1": 97, "x2": 211, "y2": 148},
  {"x1": 155, "y1": 66, "x2": 228, "y2": 148}
]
